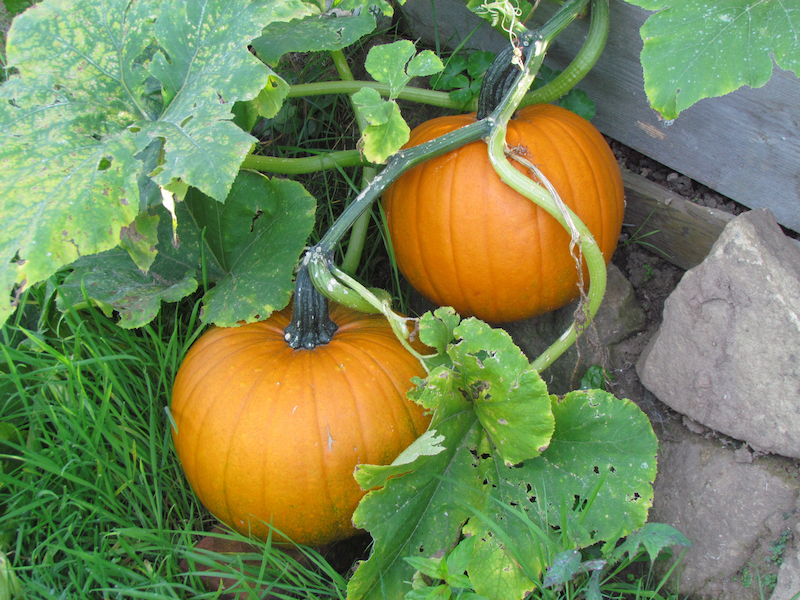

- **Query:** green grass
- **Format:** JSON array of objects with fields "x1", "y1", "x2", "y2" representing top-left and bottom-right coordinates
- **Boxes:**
[{"x1": 0, "y1": 287, "x2": 349, "y2": 598}]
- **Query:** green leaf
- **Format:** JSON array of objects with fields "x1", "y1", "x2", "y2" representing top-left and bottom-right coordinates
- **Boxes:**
[
  {"x1": 351, "y1": 88, "x2": 410, "y2": 163},
  {"x1": 119, "y1": 213, "x2": 161, "y2": 272},
  {"x1": 463, "y1": 517, "x2": 539, "y2": 600},
  {"x1": 253, "y1": 70, "x2": 291, "y2": 119},
  {"x1": 624, "y1": 0, "x2": 800, "y2": 119},
  {"x1": 531, "y1": 65, "x2": 595, "y2": 120},
  {"x1": 366, "y1": 40, "x2": 417, "y2": 98},
  {"x1": 0, "y1": 0, "x2": 272, "y2": 328},
  {"x1": 349, "y1": 378, "x2": 488, "y2": 600},
  {"x1": 2, "y1": 0, "x2": 36, "y2": 17},
  {"x1": 542, "y1": 549, "x2": 581, "y2": 588},
  {"x1": 141, "y1": 1, "x2": 270, "y2": 199},
  {"x1": 467, "y1": 52, "x2": 495, "y2": 79},
  {"x1": 405, "y1": 584, "x2": 452, "y2": 600},
  {"x1": 251, "y1": 9, "x2": 376, "y2": 66},
  {"x1": 351, "y1": 316, "x2": 658, "y2": 600},
  {"x1": 264, "y1": 0, "x2": 317, "y2": 23},
  {"x1": 448, "y1": 319, "x2": 554, "y2": 466},
  {"x1": 352, "y1": 87, "x2": 396, "y2": 126},
  {"x1": 419, "y1": 308, "x2": 462, "y2": 355},
  {"x1": 365, "y1": 40, "x2": 444, "y2": 99},
  {"x1": 58, "y1": 204, "x2": 200, "y2": 328},
  {"x1": 556, "y1": 89, "x2": 595, "y2": 122},
  {"x1": 579, "y1": 365, "x2": 612, "y2": 391},
  {"x1": 337, "y1": 0, "x2": 395, "y2": 16},
  {"x1": 59, "y1": 172, "x2": 315, "y2": 327},
  {"x1": 405, "y1": 556, "x2": 448, "y2": 580},
  {"x1": 408, "y1": 50, "x2": 447, "y2": 79},
  {"x1": 611, "y1": 523, "x2": 691, "y2": 564},
  {"x1": 445, "y1": 536, "x2": 476, "y2": 581},
  {"x1": 185, "y1": 171, "x2": 316, "y2": 326},
  {"x1": 463, "y1": 389, "x2": 658, "y2": 597},
  {"x1": 431, "y1": 56, "x2": 469, "y2": 90}
]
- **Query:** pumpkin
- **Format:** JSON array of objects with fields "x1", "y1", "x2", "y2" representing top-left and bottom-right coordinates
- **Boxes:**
[
  {"x1": 170, "y1": 302, "x2": 430, "y2": 546},
  {"x1": 383, "y1": 103, "x2": 625, "y2": 323}
]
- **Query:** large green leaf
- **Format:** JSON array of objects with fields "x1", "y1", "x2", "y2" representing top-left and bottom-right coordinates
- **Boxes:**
[
  {"x1": 186, "y1": 172, "x2": 316, "y2": 326},
  {"x1": 348, "y1": 310, "x2": 555, "y2": 600},
  {"x1": 623, "y1": 0, "x2": 800, "y2": 119},
  {"x1": 59, "y1": 172, "x2": 315, "y2": 327},
  {"x1": 251, "y1": 8, "x2": 376, "y2": 66},
  {"x1": 350, "y1": 311, "x2": 659, "y2": 600},
  {"x1": 0, "y1": 0, "x2": 275, "y2": 327},
  {"x1": 464, "y1": 389, "x2": 658, "y2": 599},
  {"x1": 348, "y1": 369, "x2": 489, "y2": 600}
]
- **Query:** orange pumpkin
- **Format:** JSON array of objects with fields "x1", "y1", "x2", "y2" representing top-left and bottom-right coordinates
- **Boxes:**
[
  {"x1": 170, "y1": 303, "x2": 430, "y2": 546},
  {"x1": 383, "y1": 103, "x2": 625, "y2": 323}
]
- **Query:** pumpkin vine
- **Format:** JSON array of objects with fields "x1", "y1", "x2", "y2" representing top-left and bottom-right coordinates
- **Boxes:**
[{"x1": 294, "y1": 0, "x2": 612, "y2": 373}]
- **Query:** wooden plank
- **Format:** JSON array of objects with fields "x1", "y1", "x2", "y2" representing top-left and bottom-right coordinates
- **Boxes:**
[
  {"x1": 621, "y1": 170, "x2": 734, "y2": 270},
  {"x1": 399, "y1": 0, "x2": 800, "y2": 233}
]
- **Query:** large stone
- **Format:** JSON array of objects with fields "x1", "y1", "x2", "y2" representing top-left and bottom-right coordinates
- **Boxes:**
[
  {"x1": 502, "y1": 262, "x2": 647, "y2": 394},
  {"x1": 650, "y1": 419, "x2": 800, "y2": 600},
  {"x1": 637, "y1": 209, "x2": 800, "y2": 459}
]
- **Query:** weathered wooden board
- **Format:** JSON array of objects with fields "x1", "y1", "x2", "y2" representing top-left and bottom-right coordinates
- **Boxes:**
[
  {"x1": 621, "y1": 170, "x2": 734, "y2": 270},
  {"x1": 399, "y1": 0, "x2": 800, "y2": 233}
]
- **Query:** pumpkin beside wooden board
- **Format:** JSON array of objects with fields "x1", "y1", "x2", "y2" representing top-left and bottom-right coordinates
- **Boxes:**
[{"x1": 383, "y1": 103, "x2": 626, "y2": 324}]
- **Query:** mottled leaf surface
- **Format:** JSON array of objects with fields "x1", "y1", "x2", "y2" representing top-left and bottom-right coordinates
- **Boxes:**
[
  {"x1": 0, "y1": 0, "x2": 273, "y2": 327},
  {"x1": 58, "y1": 203, "x2": 201, "y2": 328},
  {"x1": 348, "y1": 370, "x2": 489, "y2": 600},
  {"x1": 59, "y1": 172, "x2": 315, "y2": 327},
  {"x1": 623, "y1": 0, "x2": 800, "y2": 118},
  {"x1": 252, "y1": 9, "x2": 376, "y2": 66},
  {"x1": 465, "y1": 389, "x2": 658, "y2": 599}
]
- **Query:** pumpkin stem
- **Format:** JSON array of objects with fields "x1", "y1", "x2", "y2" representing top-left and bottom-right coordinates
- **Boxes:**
[
  {"x1": 477, "y1": 36, "x2": 537, "y2": 120},
  {"x1": 284, "y1": 263, "x2": 338, "y2": 349}
]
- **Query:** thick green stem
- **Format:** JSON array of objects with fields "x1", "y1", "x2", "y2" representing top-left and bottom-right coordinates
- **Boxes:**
[
  {"x1": 288, "y1": 80, "x2": 460, "y2": 109},
  {"x1": 482, "y1": 0, "x2": 608, "y2": 372},
  {"x1": 519, "y1": 0, "x2": 609, "y2": 107},
  {"x1": 315, "y1": 119, "x2": 490, "y2": 254},
  {"x1": 241, "y1": 149, "x2": 366, "y2": 174}
]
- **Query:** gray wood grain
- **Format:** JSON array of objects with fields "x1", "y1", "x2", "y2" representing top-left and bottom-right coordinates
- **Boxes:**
[
  {"x1": 399, "y1": 0, "x2": 800, "y2": 233},
  {"x1": 621, "y1": 170, "x2": 735, "y2": 270}
]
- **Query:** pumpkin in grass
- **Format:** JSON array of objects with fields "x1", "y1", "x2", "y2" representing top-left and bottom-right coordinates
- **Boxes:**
[
  {"x1": 170, "y1": 302, "x2": 430, "y2": 546},
  {"x1": 383, "y1": 103, "x2": 625, "y2": 324}
]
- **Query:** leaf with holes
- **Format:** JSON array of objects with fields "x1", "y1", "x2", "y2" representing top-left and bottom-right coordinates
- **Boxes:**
[
  {"x1": 463, "y1": 389, "x2": 658, "y2": 599},
  {"x1": 0, "y1": 0, "x2": 274, "y2": 328},
  {"x1": 623, "y1": 0, "x2": 800, "y2": 119},
  {"x1": 447, "y1": 318, "x2": 554, "y2": 466},
  {"x1": 348, "y1": 366, "x2": 489, "y2": 600},
  {"x1": 349, "y1": 312, "x2": 658, "y2": 600}
]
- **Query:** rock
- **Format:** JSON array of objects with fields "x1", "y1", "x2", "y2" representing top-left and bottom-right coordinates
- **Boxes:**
[
  {"x1": 408, "y1": 263, "x2": 648, "y2": 394},
  {"x1": 637, "y1": 209, "x2": 800, "y2": 459},
  {"x1": 650, "y1": 420, "x2": 800, "y2": 600},
  {"x1": 503, "y1": 263, "x2": 647, "y2": 394}
]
